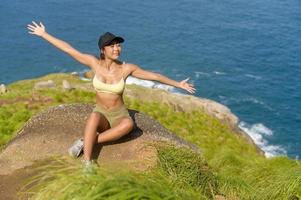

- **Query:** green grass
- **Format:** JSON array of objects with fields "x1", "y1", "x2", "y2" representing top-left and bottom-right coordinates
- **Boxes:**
[
  {"x1": 0, "y1": 73, "x2": 94, "y2": 149},
  {"x1": 0, "y1": 103, "x2": 33, "y2": 146},
  {"x1": 156, "y1": 144, "x2": 218, "y2": 198},
  {"x1": 1, "y1": 73, "x2": 300, "y2": 199},
  {"x1": 21, "y1": 145, "x2": 300, "y2": 200},
  {"x1": 21, "y1": 146, "x2": 210, "y2": 200},
  {"x1": 125, "y1": 98, "x2": 301, "y2": 199},
  {"x1": 124, "y1": 97, "x2": 261, "y2": 160}
]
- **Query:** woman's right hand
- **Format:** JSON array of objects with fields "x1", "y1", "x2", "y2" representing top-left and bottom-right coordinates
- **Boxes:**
[{"x1": 27, "y1": 21, "x2": 46, "y2": 37}]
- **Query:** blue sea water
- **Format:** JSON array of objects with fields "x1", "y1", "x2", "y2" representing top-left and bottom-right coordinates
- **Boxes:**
[{"x1": 0, "y1": 0, "x2": 300, "y2": 158}]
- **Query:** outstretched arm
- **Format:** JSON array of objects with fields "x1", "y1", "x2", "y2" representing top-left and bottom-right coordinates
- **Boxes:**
[
  {"x1": 128, "y1": 64, "x2": 196, "y2": 94},
  {"x1": 27, "y1": 21, "x2": 97, "y2": 67}
]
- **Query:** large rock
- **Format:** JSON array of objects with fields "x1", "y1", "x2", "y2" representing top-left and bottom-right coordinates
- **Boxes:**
[
  {"x1": 83, "y1": 70, "x2": 94, "y2": 79},
  {"x1": 0, "y1": 103, "x2": 199, "y2": 176},
  {"x1": 62, "y1": 79, "x2": 73, "y2": 91}
]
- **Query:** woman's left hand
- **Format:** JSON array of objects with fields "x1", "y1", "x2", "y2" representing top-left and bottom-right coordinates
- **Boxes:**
[
  {"x1": 27, "y1": 21, "x2": 46, "y2": 37},
  {"x1": 179, "y1": 78, "x2": 196, "y2": 94}
]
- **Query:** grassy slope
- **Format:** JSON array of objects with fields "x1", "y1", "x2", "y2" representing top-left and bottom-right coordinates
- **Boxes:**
[{"x1": 1, "y1": 73, "x2": 300, "y2": 199}]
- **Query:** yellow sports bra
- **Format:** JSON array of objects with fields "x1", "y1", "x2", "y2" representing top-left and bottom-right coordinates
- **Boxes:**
[{"x1": 93, "y1": 76, "x2": 125, "y2": 94}]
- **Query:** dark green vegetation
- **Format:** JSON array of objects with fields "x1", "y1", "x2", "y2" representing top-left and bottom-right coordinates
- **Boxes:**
[{"x1": 1, "y1": 73, "x2": 300, "y2": 199}]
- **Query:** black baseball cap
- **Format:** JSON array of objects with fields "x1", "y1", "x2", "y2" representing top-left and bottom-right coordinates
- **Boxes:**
[{"x1": 98, "y1": 32, "x2": 124, "y2": 50}]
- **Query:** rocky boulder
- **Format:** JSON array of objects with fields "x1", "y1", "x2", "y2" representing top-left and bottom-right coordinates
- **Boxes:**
[
  {"x1": 83, "y1": 70, "x2": 94, "y2": 79},
  {"x1": 62, "y1": 79, "x2": 73, "y2": 91},
  {"x1": 0, "y1": 103, "x2": 199, "y2": 176}
]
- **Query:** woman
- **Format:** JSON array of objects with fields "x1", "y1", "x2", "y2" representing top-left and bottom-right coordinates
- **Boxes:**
[{"x1": 27, "y1": 21, "x2": 196, "y2": 166}]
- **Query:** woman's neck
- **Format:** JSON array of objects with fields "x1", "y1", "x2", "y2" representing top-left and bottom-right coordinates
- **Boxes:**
[{"x1": 100, "y1": 58, "x2": 116, "y2": 71}]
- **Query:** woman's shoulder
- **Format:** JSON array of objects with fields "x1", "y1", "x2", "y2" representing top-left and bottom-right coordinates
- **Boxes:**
[
  {"x1": 122, "y1": 62, "x2": 139, "y2": 70},
  {"x1": 88, "y1": 55, "x2": 101, "y2": 69}
]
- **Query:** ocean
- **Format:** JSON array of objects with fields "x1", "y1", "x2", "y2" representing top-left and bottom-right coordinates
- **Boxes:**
[{"x1": 0, "y1": 0, "x2": 300, "y2": 158}]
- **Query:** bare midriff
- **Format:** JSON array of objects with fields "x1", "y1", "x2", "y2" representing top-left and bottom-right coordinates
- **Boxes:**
[{"x1": 95, "y1": 92, "x2": 124, "y2": 111}]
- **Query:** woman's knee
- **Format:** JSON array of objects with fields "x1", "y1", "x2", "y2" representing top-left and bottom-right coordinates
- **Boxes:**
[
  {"x1": 121, "y1": 118, "x2": 134, "y2": 131},
  {"x1": 85, "y1": 113, "x2": 103, "y2": 134},
  {"x1": 86, "y1": 113, "x2": 100, "y2": 127},
  {"x1": 128, "y1": 118, "x2": 135, "y2": 130}
]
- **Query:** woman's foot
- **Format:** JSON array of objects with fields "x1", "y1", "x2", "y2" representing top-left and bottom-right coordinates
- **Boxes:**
[
  {"x1": 68, "y1": 138, "x2": 84, "y2": 157},
  {"x1": 82, "y1": 159, "x2": 98, "y2": 175}
]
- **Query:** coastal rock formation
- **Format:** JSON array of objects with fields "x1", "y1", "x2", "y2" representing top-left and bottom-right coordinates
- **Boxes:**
[
  {"x1": 124, "y1": 84, "x2": 238, "y2": 128},
  {"x1": 0, "y1": 103, "x2": 199, "y2": 176},
  {"x1": 123, "y1": 85, "x2": 262, "y2": 153}
]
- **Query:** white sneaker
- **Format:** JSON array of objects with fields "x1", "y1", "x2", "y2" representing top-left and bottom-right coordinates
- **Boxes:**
[{"x1": 68, "y1": 138, "x2": 84, "y2": 157}]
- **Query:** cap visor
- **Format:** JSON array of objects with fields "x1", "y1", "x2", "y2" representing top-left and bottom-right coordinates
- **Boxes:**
[
  {"x1": 103, "y1": 36, "x2": 125, "y2": 48},
  {"x1": 113, "y1": 36, "x2": 124, "y2": 43}
]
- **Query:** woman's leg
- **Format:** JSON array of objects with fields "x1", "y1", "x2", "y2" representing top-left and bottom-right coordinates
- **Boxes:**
[
  {"x1": 97, "y1": 117, "x2": 134, "y2": 143},
  {"x1": 83, "y1": 112, "x2": 110, "y2": 161}
]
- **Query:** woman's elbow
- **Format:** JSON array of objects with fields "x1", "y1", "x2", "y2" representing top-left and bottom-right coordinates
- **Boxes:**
[{"x1": 64, "y1": 46, "x2": 75, "y2": 54}]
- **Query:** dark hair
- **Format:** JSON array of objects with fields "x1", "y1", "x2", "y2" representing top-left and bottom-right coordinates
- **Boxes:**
[{"x1": 100, "y1": 51, "x2": 105, "y2": 59}]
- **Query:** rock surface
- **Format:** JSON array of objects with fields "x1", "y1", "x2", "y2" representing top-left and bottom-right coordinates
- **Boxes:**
[
  {"x1": 0, "y1": 84, "x2": 7, "y2": 94},
  {"x1": 0, "y1": 103, "x2": 199, "y2": 200},
  {"x1": 0, "y1": 103, "x2": 199, "y2": 176},
  {"x1": 83, "y1": 70, "x2": 94, "y2": 79},
  {"x1": 34, "y1": 80, "x2": 56, "y2": 89},
  {"x1": 62, "y1": 79, "x2": 72, "y2": 91},
  {"x1": 123, "y1": 84, "x2": 262, "y2": 154},
  {"x1": 124, "y1": 84, "x2": 238, "y2": 128}
]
